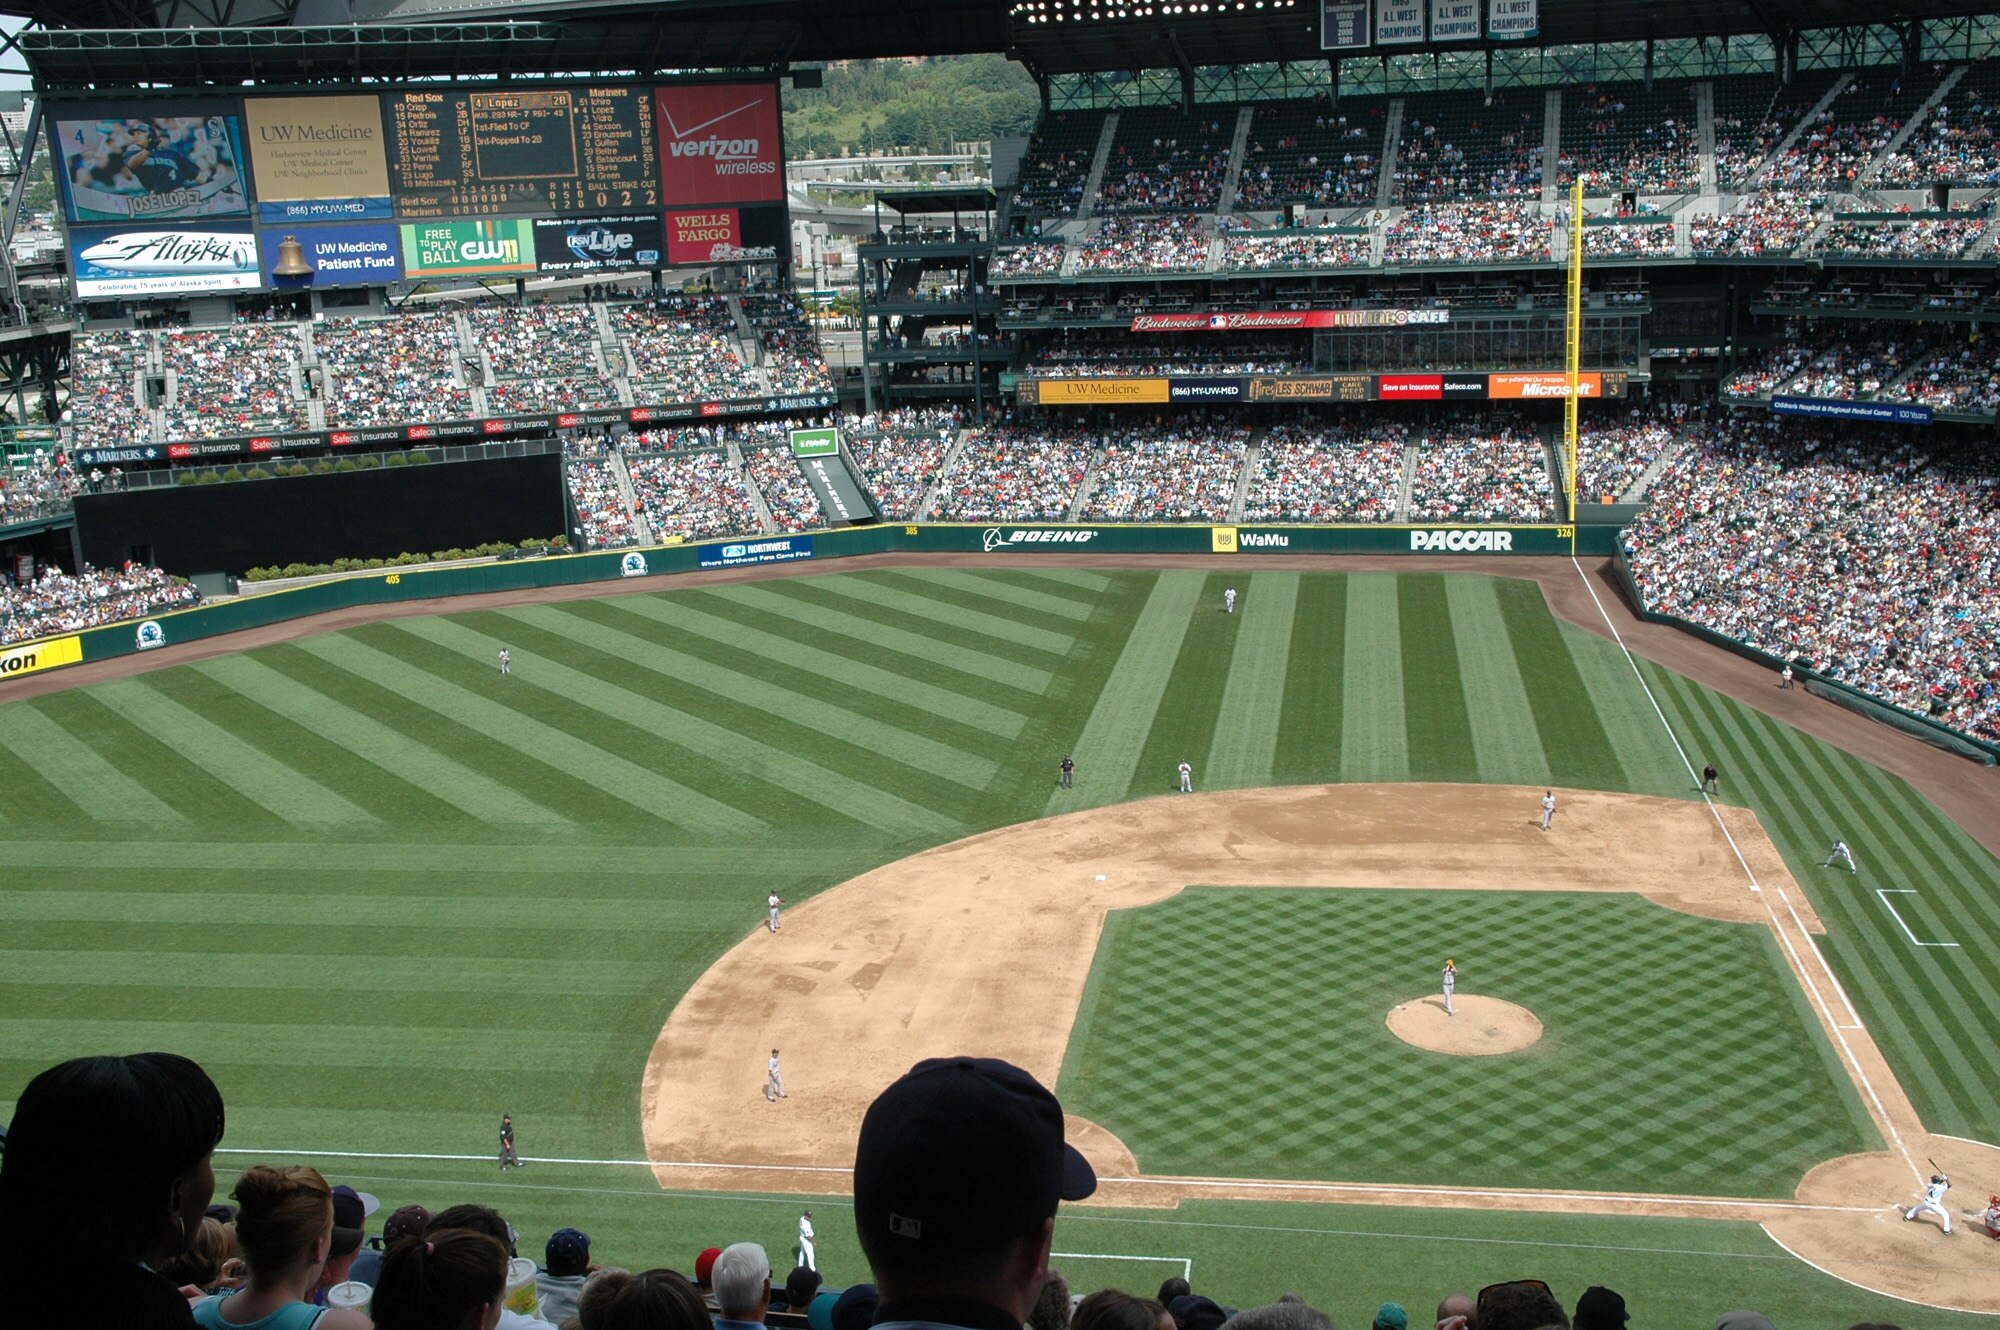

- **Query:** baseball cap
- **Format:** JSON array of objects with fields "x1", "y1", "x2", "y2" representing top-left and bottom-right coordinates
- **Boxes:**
[
  {"x1": 1372, "y1": 1304, "x2": 1409, "y2": 1330},
  {"x1": 329, "y1": 1186, "x2": 379, "y2": 1259},
  {"x1": 694, "y1": 1246, "x2": 723, "y2": 1287},
  {"x1": 1575, "y1": 1286, "x2": 1629, "y2": 1326},
  {"x1": 1168, "y1": 1295, "x2": 1228, "y2": 1330},
  {"x1": 383, "y1": 1205, "x2": 431, "y2": 1244},
  {"x1": 830, "y1": 1283, "x2": 880, "y2": 1330},
  {"x1": 546, "y1": 1227, "x2": 591, "y2": 1276},
  {"x1": 854, "y1": 1056, "x2": 1096, "y2": 1257}
]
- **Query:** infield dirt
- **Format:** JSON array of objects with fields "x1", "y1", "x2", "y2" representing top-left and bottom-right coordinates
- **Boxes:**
[{"x1": 1386, "y1": 994, "x2": 1544, "y2": 1055}]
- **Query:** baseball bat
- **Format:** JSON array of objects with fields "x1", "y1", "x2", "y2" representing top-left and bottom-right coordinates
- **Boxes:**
[{"x1": 1928, "y1": 1157, "x2": 1943, "y2": 1175}]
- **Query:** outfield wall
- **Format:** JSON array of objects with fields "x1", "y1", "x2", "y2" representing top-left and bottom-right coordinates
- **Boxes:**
[{"x1": 2, "y1": 520, "x2": 1617, "y2": 684}]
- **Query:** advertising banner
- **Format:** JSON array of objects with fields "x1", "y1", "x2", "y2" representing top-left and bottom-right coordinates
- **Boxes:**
[
  {"x1": 1771, "y1": 396, "x2": 1932, "y2": 426},
  {"x1": 1321, "y1": 0, "x2": 1370, "y2": 48},
  {"x1": 1376, "y1": 0, "x2": 1426, "y2": 43},
  {"x1": 666, "y1": 208, "x2": 744, "y2": 265},
  {"x1": 257, "y1": 222, "x2": 401, "y2": 287},
  {"x1": 1377, "y1": 373, "x2": 1442, "y2": 400},
  {"x1": 655, "y1": 83, "x2": 784, "y2": 205},
  {"x1": 70, "y1": 224, "x2": 261, "y2": 298},
  {"x1": 1246, "y1": 375, "x2": 1371, "y2": 402},
  {"x1": 399, "y1": 218, "x2": 536, "y2": 277},
  {"x1": 0, "y1": 635, "x2": 83, "y2": 681},
  {"x1": 1431, "y1": 0, "x2": 1481, "y2": 39},
  {"x1": 1488, "y1": 0, "x2": 1538, "y2": 38},
  {"x1": 697, "y1": 535, "x2": 815, "y2": 569},
  {"x1": 790, "y1": 427, "x2": 839, "y2": 458},
  {"x1": 1488, "y1": 371, "x2": 1604, "y2": 399},
  {"x1": 531, "y1": 214, "x2": 664, "y2": 273},
  {"x1": 55, "y1": 109, "x2": 250, "y2": 223},
  {"x1": 71, "y1": 445, "x2": 163, "y2": 467},
  {"x1": 1167, "y1": 378, "x2": 1245, "y2": 402},
  {"x1": 243, "y1": 95, "x2": 393, "y2": 223},
  {"x1": 1132, "y1": 308, "x2": 1449, "y2": 331},
  {"x1": 1440, "y1": 373, "x2": 1489, "y2": 398},
  {"x1": 1035, "y1": 378, "x2": 1171, "y2": 405}
]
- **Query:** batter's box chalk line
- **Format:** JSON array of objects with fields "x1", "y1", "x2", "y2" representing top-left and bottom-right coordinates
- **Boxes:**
[{"x1": 1874, "y1": 889, "x2": 1961, "y2": 949}]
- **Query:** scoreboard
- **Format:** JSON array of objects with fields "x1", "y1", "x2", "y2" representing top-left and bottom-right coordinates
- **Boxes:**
[{"x1": 385, "y1": 86, "x2": 662, "y2": 219}]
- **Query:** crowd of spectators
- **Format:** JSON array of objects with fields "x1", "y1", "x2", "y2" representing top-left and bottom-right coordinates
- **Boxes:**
[
  {"x1": 627, "y1": 448, "x2": 763, "y2": 542},
  {"x1": 1097, "y1": 115, "x2": 1232, "y2": 213},
  {"x1": 1815, "y1": 218, "x2": 1988, "y2": 259},
  {"x1": 1789, "y1": 336, "x2": 1927, "y2": 401},
  {"x1": 744, "y1": 437, "x2": 826, "y2": 532},
  {"x1": 1235, "y1": 102, "x2": 1381, "y2": 209},
  {"x1": 991, "y1": 242, "x2": 1068, "y2": 279},
  {"x1": 745, "y1": 295, "x2": 835, "y2": 397},
  {"x1": 1393, "y1": 91, "x2": 1544, "y2": 202},
  {"x1": 0, "y1": 561, "x2": 200, "y2": 647},
  {"x1": 1384, "y1": 201, "x2": 1550, "y2": 265},
  {"x1": 1407, "y1": 414, "x2": 1556, "y2": 522},
  {"x1": 1576, "y1": 399, "x2": 1687, "y2": 501},
  {"x1": 1764, "y1": 74, "x2": 1914, "y2": 188},
  {"x1": 932, "y1": 420, "x2": 1094, "y2": 521},
  {"x1": 1722, "y1": 342, "x2": 1816, "y2": 398},
  {"x1": 1628, "y1": 412, "x2": 2000, "y2": 741},
  {"x1": 617, "y1": 296, "x2": 760, "y2": 404},
  {"x1": 1219, "y1": 232, "x2": 1371, "y2": 271},
  {"x1": 1079, "y1": 417, "x2": 1251, "y2": 521},
  {"x1": 1073, "y1": 216, "x2": 1212, "y2": 275},
  {"x1": 1880, "y1": 340, "x2": 2000, "y2": 412},
  {"x1": 1557, "y1": 83, "x2": 1701, "y2": 193},
  {"x1": 160, "y1": 325, "x2": 306, "y2": 441},
  {"x1": 1013, "y1": 110, "x2": 1101, "y2": 216},
  {"x1": 1713, "y1": 75, "x2": 1831, "y2": 188},
  {"x1": 846, "y1": 406, "x2": 962, "y2": 520},
  {"x1": 70, "y1": 329, "x2": 150, "y2": 448},
  {"x1": 565, "y1": 449, "x2": 640, "y2": 550},
  {"x1": 1239, "y1": 415, "x2": 1409, "y2": 522},
  {"x1": 1582, "y1": 221, "x2": 1677, "y2": 258},
  {"x1": 472, "y1": 303, "x2": 620, "y2": 415},
  {"x1": 1878, "y1": 67, "x2": 2000, "y2": 186},
  {"x1": 316, "y1": 314, "x2": 472, "y2": 429},
  {"x1": 1688, "y1": 197, "x2": 1825, "y2": 258},
  {"x1": 0, "y1": 449, "x2": 81, "y2": 525}
]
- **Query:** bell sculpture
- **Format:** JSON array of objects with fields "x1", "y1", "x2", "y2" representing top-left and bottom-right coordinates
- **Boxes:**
[{"x1": 271, "y1": 235, "x2": 313, "y2": 279}]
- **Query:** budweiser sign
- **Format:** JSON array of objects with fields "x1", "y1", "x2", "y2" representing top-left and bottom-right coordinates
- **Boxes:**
[{"x1": 1130, "y1": 308, "x2": 1450, "y2": 332}]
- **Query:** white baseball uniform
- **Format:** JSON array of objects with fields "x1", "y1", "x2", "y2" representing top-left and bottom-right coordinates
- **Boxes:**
[
  {"x1": 797, "y1": 1213, "x2": 816, "y2": 1270},
  {"x1": 1224, "y1": 588, "x2": 1236, "y2": 614},
  {"x1": 765, "y1": 1053, "x2": 786, "y2": 1101},
  {"x1": 1824, "y1": 840, "x2": 1857, "y2": 872},
  {"x1": 1906, "y1": 1175, "x2": 1951, "y2": 1233},
  {"x1": 1178, "y1": 761, "x2": 1193, "y2": 793},
  {"x1": 1540, "y1": 792, "x2": 1556, "y2": 831},
  {"x1": 498, "y1": 649, "x2": 510, "y2": 675},
  {"x1": 1442, "y1": 963, "x2": 1456, "y2": 1015},
  {"x1": 768, "y1": 891, "x2": 782, "y2": 932}
]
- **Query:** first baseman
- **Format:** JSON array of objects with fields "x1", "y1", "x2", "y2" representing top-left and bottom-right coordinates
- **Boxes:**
[
  {"x1": 1178, "y1": 760, "x2": 1193, "y2": 793},
  {"x1": 1823, "y1": 839, "x2": 1857, "y2": 873},
  {"x1": 1539, "y1": 790, "x2": 1556, "y2": 831},
  {"x1": 498, "y1": 648, "x2": 511, "y2": 676},
  {"x1": 1905, "y1": 1173, "x2": 1952, "y2": 1234},
  {"x1": 765, "y1": 1048, "x2": 786, "y2": 1101},
  {"x1": 767, "y1": 890, "x2": 784, "y2": 932},
  {"x1": 1442, "y1": 959, "x2": 1457, "y2": 1016}
]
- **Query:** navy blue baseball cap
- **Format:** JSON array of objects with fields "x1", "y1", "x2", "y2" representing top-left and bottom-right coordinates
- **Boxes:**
[{"x1": 854, "y1": 1056, "x2": 1096, "y2": 1256}]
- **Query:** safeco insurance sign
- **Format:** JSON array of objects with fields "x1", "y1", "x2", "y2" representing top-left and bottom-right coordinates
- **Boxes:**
[{"x1": 790, "y1": 427, "x2": 838, "y2": 458}]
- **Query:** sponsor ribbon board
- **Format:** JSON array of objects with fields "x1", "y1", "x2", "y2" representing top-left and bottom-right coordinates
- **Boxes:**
[
  {"x1": 1131, "y1": 308, "x2": 1449, "y2": 332},
  {"x1": 258, "y1": 222, "x2": 401, "y2": 287},
  {"x1": 1770, "y1": 396, "x2": 1932, "y2": 425},
  {"x1": 531, "y1": 214, "x2": 664, "y2": 273},
  {"x1": 398, "y1": 218, "x2": 536, "y2": 277},
  {"x1": 0, "y1": 635, "x2": 83, "y2": 681},
  {"x1": 789, "y1": 427, "x2": 839, "y2": 458},
  {"x1": 697, "y1": 535, "x2": 815, "y2": 569},
  {"x1": 1034, "y1": 378, "x2": 1172, "y2": 405}
]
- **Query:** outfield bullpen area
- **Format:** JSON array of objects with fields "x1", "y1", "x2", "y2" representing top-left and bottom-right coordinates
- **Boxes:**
[{"x1": 3, "y1": 559, "x2": 1998, "y2": 1324}]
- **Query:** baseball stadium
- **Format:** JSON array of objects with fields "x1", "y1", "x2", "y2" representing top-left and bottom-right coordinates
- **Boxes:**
[{"x1": 1, "y1": 0, "x2": 1999, "y2": 1328}]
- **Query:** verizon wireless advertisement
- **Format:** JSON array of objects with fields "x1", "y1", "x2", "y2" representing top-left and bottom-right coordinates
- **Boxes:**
[{"x1": 655, "y1": 84, "x2": 784, "y2": 206}]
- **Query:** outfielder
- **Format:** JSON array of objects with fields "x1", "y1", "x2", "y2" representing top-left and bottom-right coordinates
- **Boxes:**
[
  {"x1": 765, "y1": 1048, "x2": 786, "y2": 1101},
  {"x1": 797, "y1": 1211, "x2": 816, "y2": 1271},
  {"x1": 767, "y1": 890, "x2": 784, "y2": 933},
  {"x1": 1178, "y1": 760, "x2": 1193, "y2": 793},
  {"x1": 1823, "y1": 839, "x2": 1857, "y2": 873},
  {"x1": 1905, "y1": 1172, "x2": 1952, "y2": 1234},
  {"x1": 1224, "y1": 587, "x2": 1237, "y2": 614},
  {"x1": 1442, "y1": 959, "x2": 1457, "y2": 1016},
  {"x1": 1539, "y1": 790, "x2": 1556, "y2": 831},
  {"x1": 498, "y1": 648, "x2": 511, "y2": 676}
]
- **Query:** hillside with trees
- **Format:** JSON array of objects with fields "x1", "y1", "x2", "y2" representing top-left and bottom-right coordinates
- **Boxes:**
[{"x1": 782, "y1": 56, "x2": 1038, "y2": 157}]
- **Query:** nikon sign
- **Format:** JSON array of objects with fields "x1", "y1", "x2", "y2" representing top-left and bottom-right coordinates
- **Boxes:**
[{"x1": 1410, "y1": 529, "x2": 1516, "y2": 552}]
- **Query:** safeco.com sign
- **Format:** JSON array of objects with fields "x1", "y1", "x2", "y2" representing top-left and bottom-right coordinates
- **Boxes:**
[
  {"x1": 981, "y1": 528, "x2": 1098, "y2": 552},
  {"x1": 1410, "y1": 529, "x2": 1515, "y2": 552}
]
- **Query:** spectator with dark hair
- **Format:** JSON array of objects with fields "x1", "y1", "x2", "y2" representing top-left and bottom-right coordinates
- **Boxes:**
[
  {"x1": 351, "y1": 1203, "x2": 431, "y2": 1288},
  {"x1": 1167, "y1": 1294, "x2": 1227, "y2": 1330},
  {"x1": 192, "y1": 1164, "x2": 371, "y2": 1329},
  {"x1": 712, "y1": 1242, "x2": 773, "y2": 1330},
  {"x1": 429, "y1": 1203, "x2": 557, "y2": 1328},
  {"x1": 0, "y1": 1052, "x2": 226, "y2": 1329},
  {"x1": 539, "y1": 1228, "x2": 595, "y2": 1325},
  {"x1": 1029, "y1": 1267, "x2": 1072, "y2": 1330},
  {"x1": 1475, "y1": 1281, "x2": 1568, "y2": 1330},
  {"x1": 854, "y1": 1056, "x2": 1096, "y2": 1330},
  {"x1": 831, "y1": 1282, "x2": 880, "y2": 1330},
  {"x1": 1572, "y1": 1286, "x2": 1628, "y2": 1329},
  {"x1": 1155, "y1": 1278, "x2": 1189, "y2": 1309},
  {"x1": 159, "y1": 1217, "x2": 241, "y2": 1297},
  {"x1": 582, "y1": 1267, "x2": 712, "y2": 1330},
  {"x1": 1073, "y1": 1290, "x2": 1168, "y2": 1330},
  {"x1": 314, "y1": 1186, "x2": 376, "y2": 1305},
  {"x1": 781, "y1": 1265, "x2": 823, "y2": 1312},
  {"x1": 372, "y1": 1229, "x2": 510, "y2": 1330},
  {"x1": 1226, "y1": 1295, "x2": 1336, "y2": 1330}
]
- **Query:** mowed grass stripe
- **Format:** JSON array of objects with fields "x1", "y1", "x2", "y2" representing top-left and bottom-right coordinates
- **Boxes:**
[
  {"x1": 1339, "y1": 574, "x2": 1408, "y2": 782},
  {"x1": 999, "y1": 566, "x2": 1116, "y2": 594},
  {"x1": 0, "y1": 888, "x2": 741, "y2": 932},
  {"x1": 893, "y1": 567, "x2": 1101, "y2": 620},
  {"x1": 0, "y1": 740, "x2": 97, "y2": 827},
  {"x1": 1491, "y1": 578, "x2": 1626, "y2": 790},
  {"x1": 90, "y1": 677, "x2": 373, "y2": 827},
  {"x1": 192, "y1": 654, "x2": 572, "y2": 830},
  {"x1": 0, "y1": 1018, "x2": 620, "y2": 1072},
  {"x1": 1272, "y1": 573, "x2": 1346, "y2": 786},
  {"x1": 1205, "y1": 572, "x2": 1299, "y2": 789},
  {"x1": 1441, "y1": 576, "x2": 1550, "y2": 785},
  {"x1": 1134, "y1": 573, "x2": 1237, "y2": 796},
  {"x1": 732, "y1": 582, "x2": 1058, "y2": 691},
  {"x1": 298, "y1": 631, "x2": 764, "y2": 833},
  {"x1": 504, "y1": 603, "x2": 996, "y2": 788},
  {"x1": 399, "y1": 616, "x2": 959, "y2": 837},
  {"x1": 610, "y1": 592, "x2": 1034, "y2": 735},
  {"x1": 1046, "y1": 571, "x2": 1203, "y2": 812},
  {"x1": 0, "y1": 841, "x2": 841, "y2": 876},
  {"x1": 0, "y1": 703, "x2": 183, "y2": 824},
  {"x1": 1555, "y1": 620, "x2": 1697, "y2": 799},
  {"x1": 806, "y1": 572, "x2": 1079, "y2": 652},
  {"x1": 0, "y1": 950, "x2": 665, "y2": 998},
  {"x1": 1397, "y1": 574, "x2": 1475, "y2": 783}
]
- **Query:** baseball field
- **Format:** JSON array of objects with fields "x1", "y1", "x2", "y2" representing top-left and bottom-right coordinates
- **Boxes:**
[{"x1": 2, "y1": 561, "x2": 1997, "y2": 1325}]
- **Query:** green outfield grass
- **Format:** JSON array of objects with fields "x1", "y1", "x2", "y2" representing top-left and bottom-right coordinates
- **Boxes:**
[
  {"x1": 1, "y1": 567, "x2": 1996, "y2": 1322},
  {"x1": 1057, "y1": 888, "x2": 1876, "y2": 1196}
]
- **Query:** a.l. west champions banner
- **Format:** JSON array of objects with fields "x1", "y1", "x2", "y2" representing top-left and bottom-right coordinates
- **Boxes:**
[
  {"x1": 655, "y1": 84, "x2": 784, "y2": 206},
  {"x1": 70, "y1": 224, "x2": 261, "y2": 297},
  {"x1": 242, "y1": 95, "x2": 393, "y2": 223}
]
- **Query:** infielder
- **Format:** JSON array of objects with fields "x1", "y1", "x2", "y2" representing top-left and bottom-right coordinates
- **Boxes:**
[
  {"x1": 1224, "y1": 587, "x2": 1237, "y2": 614},
  {"x1": 796, "y1": 1211, "x2": 816, "y2": 1271},
  {"x1": 765, "y1": 1048, "x2": 786, "y2": 1101},
  {"x1": 498, "y1": 648, "x2": 511, "y2": 676},
  {"x1": 1539, "y1": 790, "x2": 1556, "y2": 831},
  {"x1": 1442, "y1": 959, "x2": 1457, "y2": 1016},
  {"x1": 1823, "y1": 839, "x2": 1857, "y2": 873},
  {"x1": 1905, "y1": 1172, "x2": 1952, "y2": 1234},
  {"x1": 767, "y1": 890, "x2": 784, "y2": 933},
  {"x1": 1178, "y1": 760, "x2": 1193, "y2": 793}
]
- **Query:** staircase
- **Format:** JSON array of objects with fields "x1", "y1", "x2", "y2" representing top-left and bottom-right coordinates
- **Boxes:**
[
  {"x1": 1696, "y1": 80, "x2": 1718, "y2": 193},
  {"x1": 1375, "y1": 99, "x2": 1404, "y2": 209},
  {"x1": 1227, "y1": 428, "x2": 1264, "y2": 522},
  {"x1": 1862, "y1": 65, "x2": 1965, "y2": 184},
  {"x1": 608, "y1": 448, "x2": 654, "y2": 545},
  {"x1": 1966, "y1": 220, "x2": 2000, "y2": 260},
  {"x1": 1067, "y1": 453, "x2": 1104, "y2": 521},
  {"x1": 1396, "y1": 441, "x2": 1418, "y2": 522},
  {"x1": 1541, "y1": 90, "x2": 1563, "y2": 206},
  {"x1": 594, "y1": 300, "x2": 619, "y2": 345},
  {"x1": 1077, "y1": 112, "x2": 1120, "y2": 222},
  {"x1": 1217, "y1": 106, "x2": 1256, "y2": 218},
  {"x1": 1747, "y1": 73, "x2": 1853, "y2": 188},
  {"x1": 915, "y1": 427, "x2": 975, "y2": 519},
  {"x1": 727, "y1": 435, "x2": 779, "y2": 533},
  {"x1": 1619, "y1": 429, "x2": 1694, "y2": 503}
]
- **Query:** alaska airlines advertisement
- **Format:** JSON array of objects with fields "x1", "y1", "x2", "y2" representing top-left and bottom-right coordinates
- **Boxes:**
[{"x1": 69, "y1": 224, "x2": 261, "y2": 297}]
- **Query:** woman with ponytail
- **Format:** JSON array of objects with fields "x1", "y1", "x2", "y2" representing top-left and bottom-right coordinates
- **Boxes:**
[
  {"x1": 190, "y1": 1165, "x2": 371, "y2": 1330},
  {"x1": 371, "y1": 1230, "x2": 509, "y2": 1330}
]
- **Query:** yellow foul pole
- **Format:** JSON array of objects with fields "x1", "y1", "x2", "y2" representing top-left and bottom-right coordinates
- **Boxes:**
[{"x1": 1564, "y1": 180, "x2": 1583, "y2": 553}]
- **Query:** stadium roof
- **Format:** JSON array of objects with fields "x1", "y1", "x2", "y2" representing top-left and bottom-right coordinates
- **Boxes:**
[{"x1": 8, "y1": 0, "x2": 1999, "y2": 87}]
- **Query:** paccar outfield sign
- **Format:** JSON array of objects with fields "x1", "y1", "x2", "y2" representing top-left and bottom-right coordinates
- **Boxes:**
[{"x1": 1410, "y1": 529, "x2": 1516, "y2": 552}]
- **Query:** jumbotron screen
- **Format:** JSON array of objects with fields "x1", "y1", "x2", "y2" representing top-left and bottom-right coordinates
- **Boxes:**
[{"x1": 50, "y1": 81, "x2": 786, "y2": 298}]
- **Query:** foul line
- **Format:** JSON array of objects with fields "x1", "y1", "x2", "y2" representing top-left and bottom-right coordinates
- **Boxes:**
[
  {"x1": 1875, "y1": 890, "x2": 1960, "y2": 948},
  {"x1": 1052, "y1": 1252, "x2": 1192, "y2": 1281},
  {"x1": 1569, "y1": 559, "x2": 1917, "y2": 1181}
]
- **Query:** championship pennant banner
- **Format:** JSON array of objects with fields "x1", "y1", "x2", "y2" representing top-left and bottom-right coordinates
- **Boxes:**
[
  {"x1": 1375, "y1": 0, "x2": 1425, "y2": 43},
  {"x1": 1321, "y1": 0, "x2": 1370, "y2": 49},
  {"x1": 1488, "y1": 0, "x2": 1538, "y2": 39},
  {"x1": 1431, "y1": 0, "x2": 1481, "y2": 40}
]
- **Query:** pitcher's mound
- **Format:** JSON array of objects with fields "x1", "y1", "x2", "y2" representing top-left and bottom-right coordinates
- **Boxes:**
[{"x1": 1387, "y1": 995, "x2": 1543, "y2": 1055}]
